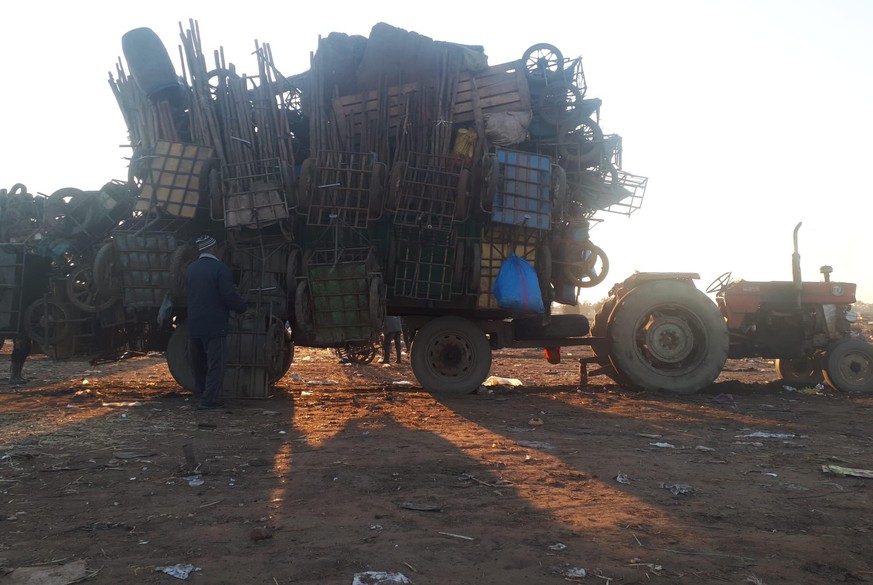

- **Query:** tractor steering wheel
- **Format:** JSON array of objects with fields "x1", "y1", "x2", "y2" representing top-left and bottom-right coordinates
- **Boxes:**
[{"x1": 705, "y1": 271, "x2": 733, "y2": 294}]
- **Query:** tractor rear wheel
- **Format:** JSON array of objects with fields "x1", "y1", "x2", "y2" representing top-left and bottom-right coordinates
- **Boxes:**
[
  {"x1": 823, "y1": 338, "x2": 873, "y2": 393},
  {"x1": 606, "y1": 280, "x2": 728, "y2": 394}
]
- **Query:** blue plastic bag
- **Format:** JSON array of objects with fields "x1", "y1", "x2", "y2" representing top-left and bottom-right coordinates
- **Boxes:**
[{"x1": 492, "y1": 253, "x2": 545, "y2": 314}]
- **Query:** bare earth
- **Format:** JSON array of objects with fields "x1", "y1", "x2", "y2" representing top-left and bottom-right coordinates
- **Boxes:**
[{"x1": 1, "y1": 343, "x2": 871, "y2": 585}]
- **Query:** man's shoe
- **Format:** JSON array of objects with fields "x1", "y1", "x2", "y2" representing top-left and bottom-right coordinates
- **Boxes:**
[{"x1": 197, "y1": 401, "x2": 225, "y2": 410}]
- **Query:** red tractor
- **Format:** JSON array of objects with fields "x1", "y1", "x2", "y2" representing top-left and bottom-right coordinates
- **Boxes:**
[{"x1": 707, "y1": 222, "x2": 873, "y2": 392}]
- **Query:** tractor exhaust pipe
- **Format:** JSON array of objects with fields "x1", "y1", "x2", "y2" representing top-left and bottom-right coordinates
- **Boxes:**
[{"x1": 792, "y1": 222, "x2": 802, "y2": 308}]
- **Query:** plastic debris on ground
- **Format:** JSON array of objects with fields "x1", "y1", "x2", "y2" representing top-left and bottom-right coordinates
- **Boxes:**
[
  {"x1": 660, "y1": 482, "x2": 695, "y2": 495},
  {"x1": 615, "y1": 473, "x2": 631, "y2": 484},
  {"x1": 821, "y1": 464, "x2": 873, "y2": 479},
  {"x1": 156, "y1": 563, "x2": 201, "y2": 580},
  {"x1": 649, "y1": 442, "x2": 675, "y2": 448},
  {"x1": 549, "y1": 543, "x2": 567, "y2": 551},
  {"x1": 482, "y1": 375, "x2": 523, "y2": 387},
  {"x1": 516, "y1": 440, "x2": 555, "y2": 450},
  {"x1": 352, "y1": 571, "x2": 411, "y2": 585},
  {"x1": 735, "y1": 431, "x2": 800, "y2": 439},
  {"x1": 563, "y1": 567, "x2": 587, "y2": 578},
  {"x1": 711, "y1": 393, "x2": 738, "y2": 408},
  {"x1": 391, "y1": 380, "x2": 414, "y2": 386}
]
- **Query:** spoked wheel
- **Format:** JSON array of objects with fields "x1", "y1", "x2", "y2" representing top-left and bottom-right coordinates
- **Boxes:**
[
  {"x1": 606, "y1": 280, "x2": 729, "y2": 394},
  {"x1": 66, "y1": 264, "x2": 118, "y2": 313},
  {"x1": 775, "y1": 356, "x2": 825, "y2": 386},
  {"x1": 823, "y1": 338, "x2": 873, "y2": 393},
  {"x1": 410, "y1": 316, "x2": 492, "y2": 395},
  {"x1": 23, "y1": 299, "x2": 72, "y2": 346},
  {"x1": 522, "y1": 43, "x2": 564, "y2": 83},
  {"x1": 166, "y1": 321, "x2": 195, "y2": 392},
  {"x1": 560, "y1": 242, "x2": 609, "y2": 288},
  {"x1": 335, "y1": 341, "x2": 378, "y2": 364},
  {"x1": 536, "y1": 81, "x2": 584, "y2": 126}
]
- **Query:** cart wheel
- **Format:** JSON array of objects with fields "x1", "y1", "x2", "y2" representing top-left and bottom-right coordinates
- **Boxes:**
[
  {"x1": 297, "y1": 158, "x2": 316, "y2": 213},
  {"x1": 66, "y1": 264, "x2": 118, "y2": 313},
  {"x1": 467, "y1": 241, "x2": 481, "y2": 293},
  {"x1": 369, "y1": 162, "x2": 387, "y2": 218},
  {"x1": 454, "y1": 168, "x2": 470, "y2": 221},
  {"x1": 170, "y1": 244, "x2": 198, "y2": 298},
  {"x1": 369, "y1": 276, "x2": 385, "y2": 330},
  {"x1": 267, "y1": 321, "x2": 294, "y2": 382},
  {"x1": 561, "y1": 242, "x2": 609, "y2": 288},
  {"x1": 522, "y1": 43, "x2": 564, "y2": 83},
  {"x1": 166, "y1": 321, "x2": 195, "y2": 392},
  {"x1": 336, "y1": 341, "x2": 378, "y2": 364},
  {"x1": 387, "y1": 161, "x2": 407, "y2": 211},
  {"x1": 557, "y1": 117, "x2": 604, "y2": 168},
  {"x1": 23, "y1": 299, "x2": 71, "y2": 346},
  {"x1": 478, "y1": 155, "x2": 498, "y2": 215},
  {"x1": 92, "y1": 241, "x2": 122, "y2": 298},
  {"x1": 286, "y1": 247, "x2": 302, "y2": 289},
  {"x1": 208, "y1": 168, "x2": 224, "y2": 220},
  {"x1": 536, "y1": 81, "x2": 583, "y2": 126},
  {"x1": 452, "y1": 239, "x2": 466, "y2": 294},
  {"x1": 294, "y1": 280, "x2": 313, "y2": 334}
]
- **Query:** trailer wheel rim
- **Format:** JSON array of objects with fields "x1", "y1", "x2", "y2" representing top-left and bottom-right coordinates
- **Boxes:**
[
  {"x1": 424, "y1": 331, "x2": 476, "y2": 377},
  {"x1": 642, "y1": 315, "x2": 694, "y2": 364}
]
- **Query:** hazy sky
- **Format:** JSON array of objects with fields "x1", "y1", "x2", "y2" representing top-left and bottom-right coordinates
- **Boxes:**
[{"x1": 3, "y1": 0, "x2": 871, "y2": 302}]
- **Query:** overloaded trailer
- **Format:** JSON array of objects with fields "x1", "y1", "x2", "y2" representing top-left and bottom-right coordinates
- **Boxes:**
[{"x1": 3, "y1": 21, "x2": 869, "y2": 396}]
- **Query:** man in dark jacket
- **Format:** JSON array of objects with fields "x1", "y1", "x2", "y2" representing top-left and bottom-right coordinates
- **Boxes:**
[{"x1": 186, "y1": 235, "x2": 247, "y2": 408}]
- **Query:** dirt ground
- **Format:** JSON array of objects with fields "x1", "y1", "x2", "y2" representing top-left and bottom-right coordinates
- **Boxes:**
[{"x1": 1, "y1": 341, "x2": 872, "y2": 585}]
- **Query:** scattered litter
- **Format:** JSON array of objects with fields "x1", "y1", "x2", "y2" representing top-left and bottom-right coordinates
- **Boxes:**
[
  {"x1": 369, "y1": 524, "x2": 382, "y2": 531},
  {"x1": 548, "y1": 543, "x2": 567, "y2": 551},
  {"x1": 5, "y1": 559, "x2": 88, "y2": 584},
  {"x1": 399, "y1": 501, "x2": 442, "y2": 512},
  {"x1": 185, "y1": 476, "x2": 204, "y2": 487},
  {"x1": 695, "y1": 445, "x2": 716, "y2": 452},
  {"x1": 563, "y1": 567, "x2": 587, "y2": 578},
  {"x1": 649, "y1": 442, "x2": 675, "y2": 448},
  {"x1": 782, "y1": 385, "x2": 797, "y2": 392},
  {"x1": 299, "y1": 356, "x2": 312, "y2": 361},
  {"x1": 615, "y1": 473, "x2": 631, "y2": 484},
  {"x1": 157, "y1": 563, "x2": 201, "y2": 580},
  {"x1": 711, "y1": 393, "x2": 738, "y2": 408},
  {"x1": 482, "y1": 376, "x2": 523, "y2": 387},
  {"x1": 735, "y1": 432, "x2": 799, "y2": 439},
  {"x1": 114, "y1": 451, "x2": 156, "y2": 459},
  {"x1": 305, "y1": 379, "x2": 337, "y2": 386},
  {"x1": 437, "y1": 531, "x2": 474, "y2": 541},
  {"x1": 527, "y1": 417, "x2": 544, "y2": 426},
  {"x1": 798, "y1": 385, "x2": 825, "y2": 395},
  {"x1": 637, "y1": 433, "x2": 662, "y2": 439},
  {"x1": 821, "y1": 464, "x2": 873, "y2": 479},
  {"x1": 101, "y1": 401, "x2": 143, "y2": 408},
  {"x1": 763, "y1": 472, "x2": 778, "y2": 477},
  {"x1": 352, "y1": 571, "x2": 411, "y2": 585},
  {"x1": 660, "y1": 482, "x2": 695, "y2": 495},
  {"x1": 290, "y1": 374, "x2": 302, "y2": 381},
  {"x1": 391, "y1": 380, "x2": 414, "y2": 386},
  {"x1": 260, "y1": 410, "x2": 279, "y2": 416},
  {"x1": 734, "y1": 441, "x2": 764, "y2": 447},
  {"x1": 249, "y1": 526, "x2": 274, "y2": 541},
  {"x1": 516, "y1": 440, "x2": 555, "y2": 450}
]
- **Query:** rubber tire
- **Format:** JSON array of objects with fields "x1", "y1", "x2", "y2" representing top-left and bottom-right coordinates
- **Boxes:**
[
  {"x1": 606, "y1": 280, "x2": 728, "y2": 394},
  {"x1": 65, "y1": 265, "x2": 117, "y2": 313},
  {"x1": 166, "y1": 321, "x2": 195, "y2": 392},
  {"x1": 297, "y1": 158, "x2": 316, "y2": 214},
  {"x1": 823, "y1": 338, "x2": 873, "y2": 393},
  {"x1": 294, "y1": 280, "x2": 313, "y2": 335},
  {"x1": 23, "y1": 299, "x2": 71, "y2": 346},
  {"x1": 410, "y1": 316, "x2": 492, "y2": 395},
  {"x1": 368, "y1": 162, "x2": 386, "y2": 218},
  {"x1": 454, "y1": 168, "x2": 470, "y2": 221},
  {"x1": 562, "y1": 242, "x2": 609, "y2": 288},
  {"x1": 93, "y1": 241, "x2": 121, "y2": 297},
  {"x1": 522, "y1": 43, "x2": 564, "y2": 83},
  {"x1": 775, "y1": 357, "x2": 825, "y2": 386}
]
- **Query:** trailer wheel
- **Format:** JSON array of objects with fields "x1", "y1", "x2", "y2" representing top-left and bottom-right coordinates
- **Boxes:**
[
  {"x1": 775, "y1": 357, "x2": 825, "y2": 386},
  {"x1": 823, "y1": 338, "x2": 873, "y2": 393},
  {"x1": 23, "y1": 299, "x2": 72, "y2": 346},
  {"x1": 606, "y1": 280, "x2": 728, "y2": 394},
  {"x1": 454, "y1": 168, "x2": 470, "y2": 221},
  {"x1": 166, "y1": 321, "x2": 195, "y2": 392},
  {"x1": 410, "y1": 316, "x2": 492, "y2": 395}
]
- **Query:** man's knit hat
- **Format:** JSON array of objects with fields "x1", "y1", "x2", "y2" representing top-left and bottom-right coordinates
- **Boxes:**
[{"x1": 196, "y1": 235, "x2": 217, "y2": 251}]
